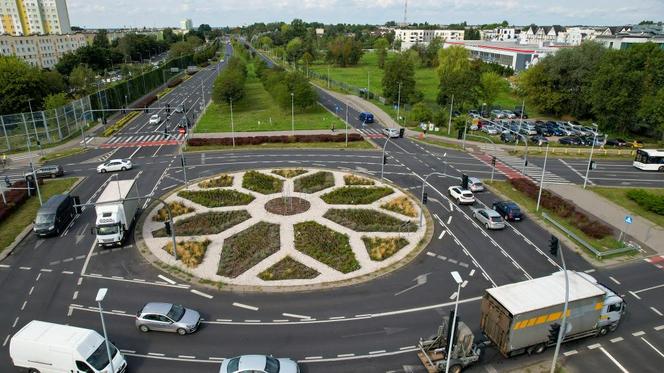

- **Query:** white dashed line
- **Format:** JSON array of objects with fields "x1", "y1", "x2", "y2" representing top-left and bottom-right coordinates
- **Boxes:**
[
  {"x1": 599, "y1": 347, "x2": 629, "y2": 373},
  {"x1": 399, "y1": 346, "x2": 415, "y2": 350},
  {"x1": 190, "y1": 289, "x2": 213, "y2": 299},
  {"x1": 651, "y1": 307, "x2": 663, "y2": 316},
  {"x1": 563, "y1": 350, "x2": 578, "y2": 356},
  {"x1": 632, "y1": 331, "x2": 645, "y2": 337},
  {"x1": 610, "y1": 337, "x2": 624, "y2": 343},
  {"x1": 609, "y1": 276, "x2": 621, "y2": 285},
  {"x1": 2, "y1": 334, "x2": 10, "y2": 347},
  {"x1": 469, "y1": 269, "x2": 475, "y2": 277},
  {"x1": 654, "y1": 325, "x2": 664, "y2": 331},
  {"x1": 369, "y1": 350, "x2": 386, "y2": 355},
  {"x1": 629, "y1": 291, "x2": 642, "y2": 300},
  {"x1": 232, "y1": 302, "x2": 258, "y2": 311},
  {"x1": 72, "y1": 291, "x2": 78, "y2": 300},
  {"x1": 641, "y1": 337, "x2": 664, "y2": 358},
  {"x1": 148, "y1": 352, "x2": 165, "y2": 357},
  {"x1": 178, "y1": 355, "x2": 196, "y2": 359},
  {"x1": 282, "y1": 313, "x2": 312, "y2": 320},
  {"x1": 158, "y1": 275, "x2": 177, "y2": 284},
  {"x1": 587, "y1": 343, "x2": 601, "y2": 349},
  {"x1": 337, "y1": 353, "x2": 355, "y2": 358},
  {"x1": 305, "y1": 356, "x2": 323, "y2": 360}
]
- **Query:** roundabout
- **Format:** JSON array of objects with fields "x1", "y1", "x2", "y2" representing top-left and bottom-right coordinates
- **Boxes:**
[{"x1": 141, "y1": 168, "x2": 429, "y2": 288}]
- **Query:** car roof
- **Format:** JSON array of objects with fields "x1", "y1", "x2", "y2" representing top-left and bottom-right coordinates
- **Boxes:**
[
  {"x1": 140, "y1": 302, "x2": 173, "y2": 315},
  {"x1": 468, "y1": 177, "x2": 481, "y2": 183},
  {"x1": 39, "y1": 194, "x2": 69, "y2": 212},
  {"x1": 237, "y1": 355, "x2": 267, "y2": 370}
]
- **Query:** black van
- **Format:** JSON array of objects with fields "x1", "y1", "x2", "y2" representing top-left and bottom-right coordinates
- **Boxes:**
[{"x1": 33, "y1": 194, "x2": 76, "y2": 237}]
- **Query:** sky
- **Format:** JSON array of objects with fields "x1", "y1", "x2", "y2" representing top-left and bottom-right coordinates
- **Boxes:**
[{"x1": 67, "y1": 0, "x2": 664, "y2": 29}]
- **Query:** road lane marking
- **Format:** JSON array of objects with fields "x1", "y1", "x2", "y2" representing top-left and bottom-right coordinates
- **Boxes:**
[
  {"x1": 178, "y1": 355, "x2": 196, "y2": 359},
  {"x1": 641, "y1": 337, "x2": 664, "y2": 358},
  {"x1": 651, "y1": 307, "x2": 663, "y2": 316},
  {"x1": 438, "y1": 231, "x2": 446, "y2": 239},
  {"x1": 282, "y1": 313, "x2": 312, "y2": 320},
  {"x1": 469, "y1": 269, "x2": 475, "y2": 276},
  {"x1": 563, "y1": 350, "x2": 578, "y2": 356},
  {"x1": 337, "y1": 353, "x2": 355, "y2": 357},
  {"x1": 632, "y1": 331, "x2": 645, "y2": 336},
  {"x1": 72, "y1": 291, "x2": 78, "y2": 300},
  {"x1": 305, "y1": 356, "x2": 323, "y2": 360},
  {"x1": 369, "y1": 350, "x2": 386, "y2": 354},
  {"x1": 158, "y1": 275, "x2": 177, "y2": 284},
  {"x1": 587, "y1": 343, "x2": 601, "y2": 349},
  {"x1": 190, "y1": 289, "x2": 213, "y2": 299},
  {"x1": 629, "y1": 291, "x2": 641, "y2": 300},
  {"x1": 632, "y1": 283, "x2": 664, "y2": 294},
  {"x1": 20, "y1": 301, "x2": 27, "y2": 310},
  {"x1": 655, "y1": 325, "x2": 664, "y2": 331},
  {"x1": 232, "y1": 302, "x2": 259, "y2": 311},
  {"x1": 148, "y1": 352, "x2": 165, "y2": 357},
  {"x1": 609, "y1": 276, "x2": 621, "y2": 285},
  {"x1": 12, "y1": 317, "x2": 19, "y2": 328},
  {"x1": 610, "y1": 337, "x2": 624, "y2": 343},
  {"x1": 599, "y1": 347, "x2": 629, "y2": 373}
]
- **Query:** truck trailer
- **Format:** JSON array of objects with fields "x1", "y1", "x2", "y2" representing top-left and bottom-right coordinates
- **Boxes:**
[
  {"x1": 480, "y1": 270, "x2": 625, "y2": 357},
  {"x1": 95, "y1": 179, "x2": 139, "y2": 247}
]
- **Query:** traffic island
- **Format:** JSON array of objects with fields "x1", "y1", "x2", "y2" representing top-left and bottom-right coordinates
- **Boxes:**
[{"x1": 140, "y1": 168, "x2": 428, "y2": 290}]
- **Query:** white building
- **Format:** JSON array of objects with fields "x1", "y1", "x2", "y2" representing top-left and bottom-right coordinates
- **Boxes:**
[
  {"x1": 0, "y1": 0, "x2": 71, "y2": 35},
  {"x1": 180, "y1": 18, "x2": 193, "y2": 31},
  {"x1": 556, "y1": 27, "x2": 597, "y2": 45},
  {"x1": 519, "y1": 26, "x2": 566, "y2": 44},
  {"x1": 595, "y1": 24, "x2": 664, "y2": 50},
  {"x1": 0, "y1": 33, "x2": 86, "y2": 68},
  {"x1": 481, "y1": 28, "x2": 519, "y2": 42},
  {"x1": 394, "y1": 28, "x2": 464, "y2": 50},
  {"x1": 444, "y1": 40, "x2": 561, "y2": 72}
]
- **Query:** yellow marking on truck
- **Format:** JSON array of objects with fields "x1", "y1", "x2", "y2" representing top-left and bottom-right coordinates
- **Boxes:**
[
  {"x1": 526, "y1": 318, "x2": 537, "y2": 327},
  {"x1": 595, "y1": 302, "x2": 603, "y2": 310},
  {"x1": 535, "y1": 315, "x2": 548, "y2": 325},
  {"x1": 547, "y1": 312, "x2": 562, "y2": 322}
]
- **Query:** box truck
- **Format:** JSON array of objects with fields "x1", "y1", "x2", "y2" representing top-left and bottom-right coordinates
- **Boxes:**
[
  {"x1": 9, "y1": 320, "x2": 127, "y2": 373},
  {"x1": 95, "y1": 179, "x2": 139, "y2": 247},
  {"x1": 480, "y1": 270, "x2": 625, "y2": 357}
]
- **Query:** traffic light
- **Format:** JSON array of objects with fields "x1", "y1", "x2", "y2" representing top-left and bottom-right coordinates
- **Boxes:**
[
  {"x1": 144, "y1": 107, "x2": 149, "y2": 113},
  {"x1": 73, "y1": 196, "x2": 82, "y2": 214},
  {"x1": 422, "y1": 192, "x2": 428, "y2": 204},
  {"x1": 25, "y1": 174, "x2": 36, "y2": 195},
  {"x1": 399, "y1": 128, "x2": 405, "y2": 138},
  {"x1": 164, "y1": 221, "x2": 172, "y2": 236},
  {"x1": 457, "y1": 130, "x2": 463, "y2": 140},
  {"x1": 383, "y1": 155, "x2": 388, "y2": 165},
  {"x1": 524, "y1": 159, "x2": 528, "y2": 167},
  {"x1": 491, "y1": 156, "x2": 496, "y2": 166},
  {"x1": 4, "y1": 175, "x2": 11, "y2": 188},
  {"x1": 166, "y1": 103, "x2": 170, "y2": 113},
  {"x1": 548, "y1": 323, "x2": 561, "y2": 344},
  {"x1": 549, "y1": 235, "x2": 559, "y2": 256},
  {"x1": 461, "y1": 174, "x2": 469, "y2": 189}
]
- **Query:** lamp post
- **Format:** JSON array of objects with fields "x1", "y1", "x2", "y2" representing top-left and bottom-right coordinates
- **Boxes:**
[
  {"x1": 95, "y1": 288, "x2": 115, "y2": 373},
  {"x1": 481, "y1": 102, "x2": 486, "y2": 117},
  {"x1": 447, "y1": 94, "x2": 454, "y2": 135},
  {"x1": 27, "y1": 99, "x2": 42, "y2": 155},
  {"x1": 290, "y1": 92, "x2": 295, "y2": 135},
  {"x1": 446, "y1": 271, "x2": 463, "y2": 373},
  {"x1": 461, "y1": 120, "x2": 469, "y2": 150},
  {"x1": 345, "y1": 102, "x2": 349, "y2": 147},
  {"x1": 583, "y1": 123, "x2": 599, "y2": 189},
  {"x1": 536, "y1": 143, "x2": 550, "y2": 211},
  {"x1": 418, "y1": 170, "x2": 448, "y2": 227}
]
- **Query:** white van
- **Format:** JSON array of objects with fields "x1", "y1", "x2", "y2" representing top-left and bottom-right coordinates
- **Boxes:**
[{"x1": 10, "y1": 320, "x2": 127, "y2": 373}]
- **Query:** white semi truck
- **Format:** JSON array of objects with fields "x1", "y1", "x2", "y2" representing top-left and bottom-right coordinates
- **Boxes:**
[
  {"x1": 95, "y1": 179, "x2": 139, "y2": 247},
  {"x1": 10, "y1": 320, "x2": 127, "y2": 373}
]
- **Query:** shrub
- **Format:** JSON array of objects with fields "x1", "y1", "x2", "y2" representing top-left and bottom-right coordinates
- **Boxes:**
[
  {"x1": 242, "y1": 171, "x2": 283, "y2": 194},
  {"x1": 293, "y1": 171, "x2": 335, "y2": 193},
  {"x1": 258, "y1": 256, "x2": 319, "y2": 280},
  {"x1": 178, "y1": 189, "x2": 254, "y2": 207},
  {"x1": 294, "y1": 221, "x2": 359, "y2": 273},
  {"x1": 102, "y1": 111, "x2": 140, "y2": 136},
  {"x1": 163, "y1": 239, "x2": 211, "y2": 268},
  {"x1": 218, "y1": 222, "x2": 280, "y2": 278},
  {"x1": 626, "y1": 189, "x2": 664, "y2": 215},
  {"x1": 272, "y1": 169, "x2": 307, "y2": 178},
  {"x1": 321, "y1": 186, "x2": 394, "y2": 204},
  {"x1": 198, "y1": 175, "x2": 233, "y2": 188},
  {"x1": 152, "y1": 201, "x2": 194, "y2": 222},
  {"x1": 132, "y1": 94, "x2": 157, "y2": 109},
  {"x1": 344, "y1": 175, "x2": 374, "y2": 185},
  {"x1": 0, "y1": 180, "x2": 29, "y2": 222},
  {"x1": 167, "y1": 77, "x2": 183, "y2": 88},
  {"x1": 324, "y1": 208, "x2": 418, "y2": 232},
  {"x1": 187, "y1": 133, "x2": 364, "y2": 147},
  {"x1": 362, "y1": 237, "x2": 409, "y2": 261},
  {"x1": 381, "y1": 196, "x2": 417, "y2": 217},
  {"x1": 152, "y1": 211, "x2": 251, "y2": 237}
]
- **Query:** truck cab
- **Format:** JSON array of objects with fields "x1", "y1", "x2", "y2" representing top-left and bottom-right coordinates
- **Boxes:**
[
  {"x1": 578, "y1": 272, "x2": 626, "y2": 334},
  {"x1": 95, "y1": 208, "x2": 125, "y2": 245}
]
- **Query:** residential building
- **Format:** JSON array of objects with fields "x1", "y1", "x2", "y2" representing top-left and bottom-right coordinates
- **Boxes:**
[
  {"x1": 0, "y1": 32, "x2": 86, "y2": 68},
  {"x1": 394, "y1": 28, "x2": 464, "y2": 50},
  {"x1": 180, "y1": 18, "x2": 193, "y2": 31},
  {"x1": 0, "y1": 0, "x2": 71, "y2": 35},
  {"x1": 557, "y1": 27, "x2": 597, "y2": 45},
  {"x1": 315, "y1": 28, "x2": 324, "y2": 36},
  {"x1": 444, "y1": 40, "x2": 561, "y2": 72},
  {"x1": 82, "y1": 28, "x2": 164, "y2": 45},
  {"x1": 596, "y1": 24, "x2": 664, "y2": 50},
  {"x1": 481, "y1": 28, "x2": 520, "y2": 42},
  {"x1": 519, "y1": 25, "x2": 566, "y2": 44}
]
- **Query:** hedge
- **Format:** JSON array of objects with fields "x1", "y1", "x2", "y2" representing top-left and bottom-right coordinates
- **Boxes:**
[
  {"x1": 132, "y1": 94, "x2": 157, "y2": 109},
  {"x1": 187, "y1": 133, "x2": 364, "y2": 147},
  {"x1": 0, "y1": 180, "x2": 29, "y2": 222},
  {"x1": 102, "y1": 111, "x2": 140, "y2": 137},
  {"x1": 626, "y1": 189, "x2": 664, "y2": 215}
]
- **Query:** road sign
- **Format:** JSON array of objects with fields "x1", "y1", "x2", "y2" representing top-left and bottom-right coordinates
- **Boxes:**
[
  {"x1": 178, "y1": 127, "x2": 185, "y2": 134},
  {"x1": 624, "y1": 215, "x2": 633, "y2": 224}
]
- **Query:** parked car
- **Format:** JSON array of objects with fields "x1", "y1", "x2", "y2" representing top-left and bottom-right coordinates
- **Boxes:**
[
  {"x1": 448, "y1": 186, "x2": 475, "y2": 205},
  {"x1": 468, "y1": 177, "x2": 484, "y2": 192},
  {"x1": 502, "y1": 110, "x2": 517, "y2": 119},
  {"x1": 513, "y1": 109, "x2": 528, "y2": 119},
  {"x1": 135, "y1": 302, "x2": 201, "y2": 335},
  {"x1": 492, "y1": 201, "x2": 523, "y2": 221},
  {"x1": 149, "y1": 114, "x2": 161, "y2": 125},
  {"x1": 490, "y1": 109, "x2": 505, "y2": 119},
  {"x1": 358, "y1": 112, "x2": 374, "y2": 123},
  {"x1": 605, "y1": 138, "x2": 628, "y2": 147},
  {"x1": 382, "y1": 127, "x2": 400, "y2": 138},
  {"x1": 473, "y1": 208, "x2": 506, "y2": 230},
  {"x1": 468, "y1": 110, "x2": 481, "y2": 118},
  {"x1": 530, "y1": 134, "x2": 549, "y2": 145},
  {"x1": 25, "y1": 165, "x2": 64, "y2": 179},
  {"x1": 482, "y1": 125, "x2": 498, "y2": 135},
  {"x1": 219, "y1": 355, "x2": 299, "y2": 373},
  {"x1": 558, "y1": 137, "x2": 581, "y2": 146},
  {"x1": 97, "y1": 159, "x2": 132, "y2": 173},
  {"x1": 500, "y1": 132, "x2": 516, "y2": 143}
]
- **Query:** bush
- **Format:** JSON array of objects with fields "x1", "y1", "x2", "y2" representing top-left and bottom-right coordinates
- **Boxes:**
[
  {"x1": 167, "y1": 77, "x2": 183, "y2": 88},
  {"x1": 362, "y1": 237, "x2": 409, "y2": 261},
  {"x1": 163, "y1": 239, "x2": 211, "y2": 268},
  {"x1": 198, "y1": 175, "x2": 233, "y2": 188},
  {"x1": 272, "y1": 169, "x2": 307, "y2": 178},
  {"x1": 344, "y1": 175, "x2": 375, "y2": 186},
  {"x1": 132, "y1": 94, "x2": 157, "y2": 109},
  {"x1": 293, "y1": 171, "x2": 335, "y2": 193},
  {"x1": 219, "y1": 222, "x2": 280, "y2": 278},
  {"x1": 324, "y1": 208, "x2": 418, "y2": 232},
  {"x1": 102, "y1": 111, "x2": 140, "y2": 136},
  {"x1": 152, "y1": 211, "x2": 251, "y2": 237},
  {"x1": 381, "y1": 196, "x2": 417, "y2": 217},
  {"x1": 0, "y1": 180, "x2": 29, "y2": 222},
  {"x1": 187, "y1": 133, "x2": 364, "y2": 147},
  {"x1": 321, "y1": 186, "x2": 394, "y2": 205},
  {"x1": 242, "y1": 171, "x2": 283, "y2": 194},
  {"x1": 258, "y1": 256, "x2": 319, "y2": 280},
  {"x1": 294, "y1": 221, "x2": 359, "y2": 274},
  {"x1": 152, "y1": 201, "x2": 194, "y2": 222},
  {"x1": 626, "y1": 189, "x2": 664, "y2": 215},
  {"x1": 178, "y1": 189, "x2": 254, "y2": 207}
]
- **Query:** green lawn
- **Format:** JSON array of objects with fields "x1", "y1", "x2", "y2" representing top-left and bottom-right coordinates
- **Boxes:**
[
  {"x1": 184, "y1": 140, "x2": 374, "y2": 152},
  {"x1": 591, "y1": 187, "x2": 664, "y2": 228},
  {"x1": 40, "y1": 147, "x2": 88, "y2": 162},
  {"x1": 0, "y1": 177, "x2": 78, "y2": 252}
]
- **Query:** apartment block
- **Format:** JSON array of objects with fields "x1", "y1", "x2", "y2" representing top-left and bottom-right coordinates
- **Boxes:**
[
  {"x1": 395, "y1": 28, "x2": 465, "y2": 50},
  {"x1": 0, "y1": 0, "x2": 71, "y2": 35},
  {"x1": 0, "y1": 32, "x2": 86, "y2": 68}
]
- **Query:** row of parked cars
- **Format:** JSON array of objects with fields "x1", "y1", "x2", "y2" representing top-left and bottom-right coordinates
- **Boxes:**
[{"x1": 446, "y1": 178, "x2": 524, "y2": 230}]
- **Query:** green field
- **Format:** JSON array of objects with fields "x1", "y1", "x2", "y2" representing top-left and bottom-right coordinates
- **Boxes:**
[
  {"x1": 185, "y1": 140, "x2": 374, "y2": 152},
  {"x1": 591, "y1": 187, "x2": 664, "y2": 228}
]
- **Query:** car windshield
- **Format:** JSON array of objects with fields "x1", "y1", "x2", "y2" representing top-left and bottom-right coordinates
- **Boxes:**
[
  {"x1": 491, "y1": 217, "x2": 503, "y2": 223},
  {"x1": 265, "y1": 356, "x2": 280, "y2": 373},
  {"x1": 86, "y1": 341, "x2": 118, "y2": 370},
  {"x1": 35, "y1": 213, "x2": 55, "y2": 225},
  {"x1": 226, "y1": 357, "x2": 240, "y2": 372},
  {"x1": 96, "y1": 224, "x2": 119, "y2": 235},
  {"x1": 166, "y1": 304, "x2": 185, "y2": 321}
]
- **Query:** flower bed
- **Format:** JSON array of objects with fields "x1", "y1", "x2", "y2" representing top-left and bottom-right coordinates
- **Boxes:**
[
  {"x1": 293, "y1": 171, "x2": 335, "y2": 193},
  {"x1": 272, "y1": 169, "x2": 307, "y2": 178},
  {"x1": 265, "y1": 197, "x2": 310, "y2": 215},
  {"x1": 294, "y1": 221, "x2": 359, "y2": 273},
  {"x1": 162, "y1": 239, "x2": 211, "y2": 268},
  {"x1": 218, "y1": 222, "x2": 280, "y2": 278},
  {"x1": 258, "y1": 256, "x2": 319, "y2": 280},
  {"x1": 198, "y1": 175, "x2": 233, "y2": 188},
  {"x1": 320, "y1": 186, "x2": 393, "y2": 205},
  {"x1": 381, "y1": 196, "x2": 417, "y2": 217},
  {"x1": 362, "y1": 237, "x2": 409, "y2": 261},
  {"x1": 152, "y1": 201, "x2": 194, "y2": 222},
  {"x1": 242, "y1": 171, "x2": 283, "y2": 194},
  {"x1": 178, "y1": 189, "x2": 254, "y2": 207},
  {"x1": 324, "y1": 209, "x2": 418, "y2": 232},
  {"x1": 344, "y1": 174, "x2": 375, "y2": 186},
  {"x1": 152, "y1": 211, "x2": 251, "y2": 237}
]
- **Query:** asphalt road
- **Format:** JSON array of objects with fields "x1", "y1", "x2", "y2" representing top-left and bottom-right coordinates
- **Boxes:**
[{"x1": 0, "y1": 42, "x2": 663, "y2": 373}]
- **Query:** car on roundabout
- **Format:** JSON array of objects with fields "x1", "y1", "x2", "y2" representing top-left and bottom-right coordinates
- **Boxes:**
[
  {"x1": 448, "y1": 186, "x2": 475, "y2": 205},
  {"x1": 219, "y1": 354, "x2": 299, "y2": 373},
  {"x1": 473, "y1": 208, "x2": 506, "y2": 230},
  {"x1": 97, "y1": 159, "x2": 132, "y2": 173},
  {"x1": 135, "y1": 302, "x2": 201, "y2": 335}
]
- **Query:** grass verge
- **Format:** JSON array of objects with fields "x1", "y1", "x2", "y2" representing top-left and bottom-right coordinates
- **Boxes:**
[
  {"x1": 294, "y1": 221, "x2": 359, "y2": 273},
  {"x1": 324, "y1": 208, "x2": 418, "y2": 232},
  {"x1": 39, "y1": 147, "x2": 88, "y2": 162},
  {"x1": 178, "y1": 189, "x2": 254, "y2": 207},
  {"x1": 591, "y1": 187, "x2": 664, "y2": 228},
  {"x1": 184, "y1": 140, "x2": 374, "y2": 152},
  {"x1": 321, "y1": 186, "x2": 394, "y2": 204},
  {"x1": 219, "y1": 221, "x2": 280, "y2": 278},
  {"x1": 152, "y1": 211, "x2": 251, "y2": 237},
  {"x1": 258, "y1": 256, "x2": 319, "y2": 280}
]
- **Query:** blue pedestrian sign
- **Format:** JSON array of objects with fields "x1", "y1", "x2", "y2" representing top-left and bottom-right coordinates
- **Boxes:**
[{"x1": 624, "y1": 215, "x2": 633, "y2": 224}]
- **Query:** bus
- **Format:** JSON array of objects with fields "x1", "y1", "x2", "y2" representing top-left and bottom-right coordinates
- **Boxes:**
[{"x1": 633, "y1": 149, "x2": 664, "y2": 171}]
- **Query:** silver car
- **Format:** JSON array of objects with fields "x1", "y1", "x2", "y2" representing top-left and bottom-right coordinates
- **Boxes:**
[
  {"x1": 219, "y1": 354, "x2": 299, "y2": 373},
  {"x1": 136, "y1": 302, "x2": 201, "y2": 335},
  {"x1": 474, "y1": 208, "x2": 506, "y2": 230},
  {"x1": 468, "y1": 177, "x2": 484, "y2": 192}
]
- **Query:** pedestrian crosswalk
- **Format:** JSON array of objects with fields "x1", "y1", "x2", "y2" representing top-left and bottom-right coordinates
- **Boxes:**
[
  {"x1": 477, "y1": 144, "x2": 571, "y2": 184},
  {"x1": 357, "y1": 127, "x2": 385, "y2": 139},
  {"x1": 100, "y1": 133, "x2": 186, "y2": 148}
]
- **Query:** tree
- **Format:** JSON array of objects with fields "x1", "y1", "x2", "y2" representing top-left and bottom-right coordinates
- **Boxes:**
[
  {"x1": 169, "y1": 41, "x2": 195, "y2": 59},
  {"x1": 424, "y1": 37, "x2": 443, "y2": 67},
  {"x1": 198, "y1": 24, "x2": 212, "y2": 37},
  {"x1": 437, "y1": 46, "x2": 478, "y2": 108},
  {"x1": 162, "y1": 28, "x2": 180, "y2": 44},
  {"x1": 410, "y1": 102, "x2": 433, "y2": 123},
  {"x1": 286, "y1": 37, "x2": 304, "y2": 64},
  {"x1": 479, "y1": 71, "x2": 506, "y2": 108},
  {"x1": 0, "y1": 56, "x2": 53, "y2": 114},
  {"x1": 382, "y1": 53, "x2": 419, "y2": 104},
  {"x1": 54, "y1": 52, "x2": 81, "y2": 76},
  {"x1": 374, "y1": 37, "x2": 389, "y2": 68},
  {"x1": 43, "y1": 93, "x2": 68, "y2": 111},
  {"x1": 638, "y1": 87, "x2": 664, "y2": 140},
  {"x1": 41, "y1": 70, "x2": 66, "y2": 94},
  {"x1": 259, "y1": 36, "x2": 273, "y2": 49},
  {"x1": 212, "y1": 57, "x2": 247, "y2": 103},
  {"x1": 93, "y1": 29, "x2": 110, "y2": 49},
  {"x1": 68, "y1": 65, "x2": 95, "y2": 95},
  {"x1": 326, "y1": 36, "x2": 364, "y2": 67}
]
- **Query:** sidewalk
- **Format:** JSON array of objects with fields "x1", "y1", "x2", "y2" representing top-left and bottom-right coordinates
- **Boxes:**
[{"x1": 547, "y1": 183, "x2": 664, "y2": 254}]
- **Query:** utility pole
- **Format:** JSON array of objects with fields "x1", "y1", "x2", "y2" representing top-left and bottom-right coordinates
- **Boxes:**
[
  {"x1": 230, "y1": 98, "x2": 235, "y2": 148},
  {"x1": 447, "y1": 94, "x2": 454, "y2": 135},
  {"x1": 397, "y1": 81, "x2": 402, "y2": 125}
]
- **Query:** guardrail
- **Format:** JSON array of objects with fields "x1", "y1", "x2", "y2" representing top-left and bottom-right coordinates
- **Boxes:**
[{"x1": 541, "y1": 212, "x2": 638, "y2": 259}]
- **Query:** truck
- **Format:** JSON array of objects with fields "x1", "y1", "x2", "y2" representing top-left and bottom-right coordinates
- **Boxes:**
[
  {"x1": 480, "y1": 270, "x2": 625, "y2": 357},
  {"x1": 417, "y1": 315, "x2": 482, "y2": 373},
  {"x1": 95, "y1": 179, "x2": 139, "y2": 247},
  {"x1": 9, "y1": 320, "x2": 127, "y2": 373}
]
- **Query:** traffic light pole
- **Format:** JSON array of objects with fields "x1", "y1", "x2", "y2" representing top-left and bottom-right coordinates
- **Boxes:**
[
  {"x1": 550, "y1": 239, "x2": 568, "y2": 373},
  {"x1": 419, "y1": 172, "x2": 449, "y2": 227},
  {"x1": 380, "y1": 136, "x2": 392, "y2": 180}
]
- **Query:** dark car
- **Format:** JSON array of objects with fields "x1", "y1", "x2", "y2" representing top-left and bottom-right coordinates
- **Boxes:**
[
  {"x1": 559, "y1": 137, "x2": 581, "y2": 145},
  {"x1": 530, "y1": 135, "x2": 549, "y2": 145},
  {"x1": 25, "y1": 165, "x2": 64, "y2": 179},
  {"x1": 606, "y1": 138, "x2": 628, "y2": 147},
  {"x1": 358, "y1": 112, "x2": 374, "y2": 123},
  {"x1": 33, "y1": 194, "x2": 76, "y2": 236},
  {"x1": 500, "y1": 132, "x2": 515, "y2": 143},
  {"x1": 492, "y1": 201, "x2": 523, "y2": 222},
  {"x1": 513, "y1": 109, "x2": 528, "y2": 119}
]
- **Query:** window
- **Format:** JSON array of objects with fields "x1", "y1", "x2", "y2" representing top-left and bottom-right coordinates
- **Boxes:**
[
  {"x1": 608, "y1": 303, "x2": 622, "y2": 312},
  {"x1": 75, "y1": 360, "x2": 94, "y2": 373}
]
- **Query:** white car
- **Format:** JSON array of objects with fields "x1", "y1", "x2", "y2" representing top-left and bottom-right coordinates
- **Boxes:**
[
  {"x1": 149, "y1": 114, "x2": 161, "y2": 125},
  {"x1": 383, "y1": 127, "x2": 400, "y2": 138},
  {"x1": 97, "y1": 159, "x2": 132, "y2": 173},
  {"x1": 219, "y1": 355, "x2": 299, "y2": 373},
  {"x1": 448, "y1": 186, "x2": 475, "y2": 205},
  {"x1": 468, "y1": 177, "x2": 485, "y2": 192}
]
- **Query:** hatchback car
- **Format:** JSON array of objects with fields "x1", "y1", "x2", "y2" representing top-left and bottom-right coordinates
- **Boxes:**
[
  {"x1": 468, "y1": 177, "x2": 484, "y2": 192},
  {"x1": 383, "y1": 127, "x2": 400, "y2": 138},
  {"x1": 448, "y1": 186, "x2": 475, "y2": 205},
  {"x1": 97, "y1": 159, "x2": 132, "y2": 173},
  {"x1": 25, "y1": 165, "x2": 64, "y2": 179},
  {"x1": 492, "y1": 201, "x2": 523, "y2": 221},
  {"x1": 500, "y1": 132, "x2": 515, "y2": 143},
  {"x1": 149, "y1": 114, "x2": 161, "y2": 125},
  {"x1": 219, "y1": 355, "x2": 299, "y2": 373},
  {"x1": 358, "y1": 112, "x2": 374, "y2": 123},
  {"x1": 136, "y1": 302, "x2": 201, "y2": 335},
  {"x1": 473, "y1": 208, "x2": 506, "y2": 230}
]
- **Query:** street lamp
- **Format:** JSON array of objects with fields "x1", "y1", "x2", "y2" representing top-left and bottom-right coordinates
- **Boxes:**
[
  {"x1": 95, "y1": 288, "x2": 116, "y2": 373},
  {"x1": 290, "y1": 92, "x2": 295, "y2": 136},
  {"x1": 583, "y1": 123, "x2": 599, "y2": 189},
  {"x1": 396, "y1": 81, "x2": 402, "y2": 125},
  {"x1": 536, "y1": 143, "x2": 550, "y2": 211},
  {"x1": 345, "y1": 102, "x2": 349, "y2": 147},
  {"x1": 446, "y1": 271, "x2": 463, "y2": 373}
]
